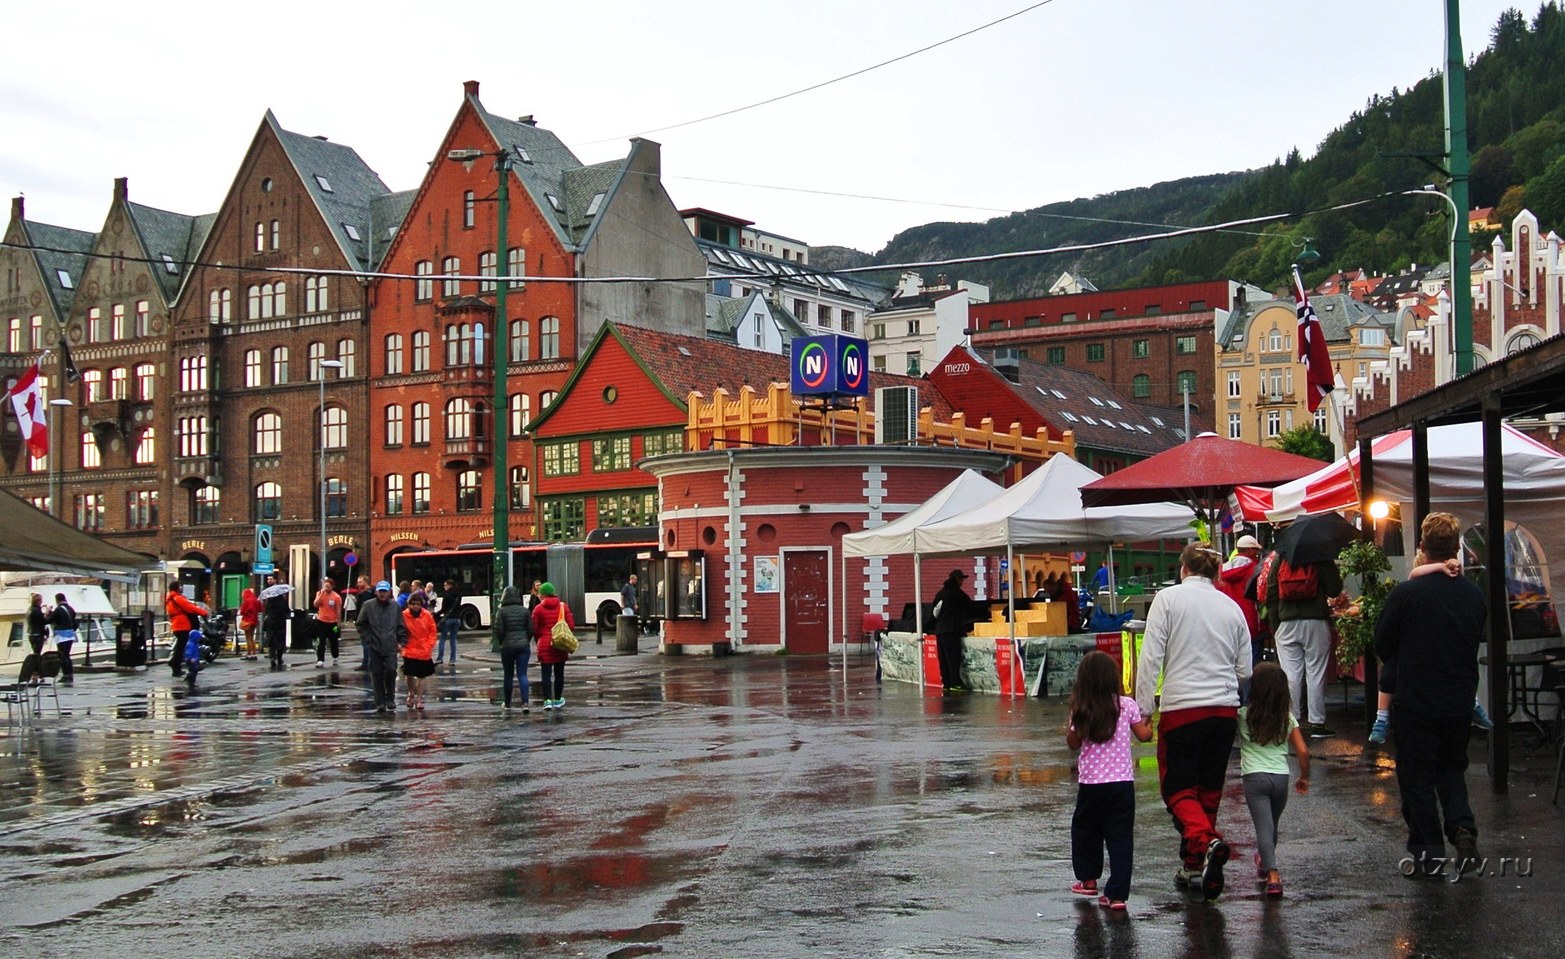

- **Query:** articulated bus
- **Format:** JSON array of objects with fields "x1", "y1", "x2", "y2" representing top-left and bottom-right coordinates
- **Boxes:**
[{"x1": 389, "y1": 527, "x2": 656, "y2": 630}]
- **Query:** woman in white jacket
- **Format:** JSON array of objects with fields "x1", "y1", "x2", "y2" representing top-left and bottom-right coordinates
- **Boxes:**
[{"x1": 1135, "y1": 542, "x2": 1251, "y2": 902}]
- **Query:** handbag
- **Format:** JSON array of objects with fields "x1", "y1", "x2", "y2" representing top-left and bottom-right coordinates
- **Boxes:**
[{"x1": 550, "y1": 617, "x2": 579, "y2": 654}]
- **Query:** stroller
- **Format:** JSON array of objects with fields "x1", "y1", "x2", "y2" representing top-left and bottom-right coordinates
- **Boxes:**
[{"x1": 197, "y1": 612, "x2": 231, "y2": 661}]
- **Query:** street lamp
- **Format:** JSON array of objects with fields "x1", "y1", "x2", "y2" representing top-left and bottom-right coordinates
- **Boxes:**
[
  {"x1": 447, "y1": 147, "x2": 514, "y2": 599},
  {"x1": 48, "y1": 397, "x2": 73, "y2": 519},
  {"x1": 318, "y1": 358, "x2": 344, "y2": 586}
]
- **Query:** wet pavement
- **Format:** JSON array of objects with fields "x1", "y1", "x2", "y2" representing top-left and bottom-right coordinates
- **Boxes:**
[{"x1": 2, "y1": 635, "x2": 1562, "y2": 959}]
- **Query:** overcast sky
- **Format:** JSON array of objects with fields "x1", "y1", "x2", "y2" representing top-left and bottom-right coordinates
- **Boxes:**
[{"x1": 1, "y1": 0, "x2": 1523, "y2": 256}]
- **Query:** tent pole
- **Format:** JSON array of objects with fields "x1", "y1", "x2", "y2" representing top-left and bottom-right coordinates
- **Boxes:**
[
  {"x1": 1108, "y1": 543, "x2": 1118, "y2": 614},
  {"x1": 841, "y1": 552, "x2": 848, "y2": 673},
  {"x1": 914, "y1": 552, "x2": 924, "y2": 690}
]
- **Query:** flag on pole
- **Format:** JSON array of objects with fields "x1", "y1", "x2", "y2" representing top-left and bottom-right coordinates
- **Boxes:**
[
  {"x1": 1293, "y1": 265, "x2": 1334, "y2": 413},
  {"x1": 58, "y1": 336, "x2": 79, "y2": 384},
  {"x1": 6, "y1": 363, "x2": 48, "y2": 458}
]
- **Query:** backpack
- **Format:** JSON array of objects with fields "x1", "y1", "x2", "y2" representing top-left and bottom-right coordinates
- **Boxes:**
[
  {"x1": 1277, "y1": 559, "x2": 1320, "y2": 602},
  {"x1": 551, "y1": 617, "x2": 579, "y2": 654}
]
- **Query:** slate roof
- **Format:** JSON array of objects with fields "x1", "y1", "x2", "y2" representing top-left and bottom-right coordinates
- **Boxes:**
[
  {"x1": 20, "y1": 220, "x2": 95, "y2": 319},
  {"x1": 696, "y1": 238, "x2": 891, "y2": 309},
  {"x1": 270, "y1": 112, "x2": 393, "y2": 273},
  {"x1": 126, "y1": 201, "x2": 211, "y2": 302},
  {"x1": 369, "y1": 189, "x2": 416, "y2": 267},
  {"x1": 704, "y1": 291, "x2": 807, "y2": 341},
  {"x1": 473, "y1": 104, "x2": 589, "y2": 253},
  {"x1": 561, "y1": 160, "x2": 623, "y2": 248},
  {"x1": 1217, "y1": 292, "x2": 1392, "y2": 348},
  {"x1": 969, "y1": 346, "x2": 1187, "y2": 458},
  {"x1": 529, "y1": 321, "x2": 950, "y2": 434}
]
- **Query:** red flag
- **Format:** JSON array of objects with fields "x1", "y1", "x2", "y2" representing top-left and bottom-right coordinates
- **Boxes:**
[
  {"x1": 6, "y1": 363, "x2": 48, "y2": 458},
  {"x1": 1293, "y1": 265, "x2": 1334, "y2": 413}
]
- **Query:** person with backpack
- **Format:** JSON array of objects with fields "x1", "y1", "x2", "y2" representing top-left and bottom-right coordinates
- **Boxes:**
[
  {"x1": 1261, "y1": 540, "x2": 1344, "y2": 738},
  {"x1": 530, "y1": 582, "x2": 575, "y2": 711},
  {"x1": 47, "y1": 593, "x2": 79, "y2": 686}
]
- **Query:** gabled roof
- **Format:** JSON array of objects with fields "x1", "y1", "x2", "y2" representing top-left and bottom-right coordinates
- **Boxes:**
[
  {"x1": 561, "y1": 160, "x2": 623, "y2": 248},
  {"x1": 370, "y1": 190, "x2": 417, "y2": 268},
  {"x1": 126, "y1": 200, "x2": 211, "y2": 303},
  {"x1": 270, "y1": 112, "x2": 393, "y2": 272},
  {"x1": 704, "y1": 291, "x2": 807, "y2": 341},
  {"x1": 969, "y1": 346, "x2": 1184, "y2": 458},
  {"x1": 19, "y1": 219, "x2": 95, "y2": 319},
  {"x1": 472, "y1": 102, "x2": 586, "y2": 253},
  {"x1": 529, "y1": 321, "x2": 948, "y2": 433}
]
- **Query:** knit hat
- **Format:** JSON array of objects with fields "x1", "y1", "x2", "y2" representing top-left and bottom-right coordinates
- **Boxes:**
[{"x1": 539, "y1": 582, "x2": 557, "y2": 597}]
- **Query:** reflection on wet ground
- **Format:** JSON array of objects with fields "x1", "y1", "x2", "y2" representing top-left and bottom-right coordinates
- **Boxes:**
[{"x1": 0, "y1": 653, "x2": 1561, "y2": 957}]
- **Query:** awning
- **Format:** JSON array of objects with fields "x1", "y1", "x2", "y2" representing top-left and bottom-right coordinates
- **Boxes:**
[{"x1": 0, "y1": 488, "x2": 157, "y2": 582}]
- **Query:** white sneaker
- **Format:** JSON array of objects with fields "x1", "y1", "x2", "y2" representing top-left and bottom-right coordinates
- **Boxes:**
[
  {"x1": 332, "y1": 657, "x2": 338, "y2": 666},
  {"x1": 315, "y1": 661, "x2": 325, "y2": 668}
]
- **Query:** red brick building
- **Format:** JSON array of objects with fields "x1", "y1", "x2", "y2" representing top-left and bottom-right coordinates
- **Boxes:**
[{"x1": 366, "y1": 81, "x2": 707, "y2": 576}]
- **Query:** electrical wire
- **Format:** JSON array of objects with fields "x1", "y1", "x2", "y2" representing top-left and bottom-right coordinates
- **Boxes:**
[{"x1": 577, "y1": 1, "x2": 1060, "y2": 146}]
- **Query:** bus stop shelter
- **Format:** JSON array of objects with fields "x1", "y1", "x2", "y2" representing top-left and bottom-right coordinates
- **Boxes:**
[{"x1": 1356, "y1": 332, "x2": 1565, "y2": 793}]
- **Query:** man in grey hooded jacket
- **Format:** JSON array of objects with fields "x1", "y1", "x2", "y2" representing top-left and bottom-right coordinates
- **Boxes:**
[{"x1": 356, "y1": 580, "x2": 407, "y2": 713}]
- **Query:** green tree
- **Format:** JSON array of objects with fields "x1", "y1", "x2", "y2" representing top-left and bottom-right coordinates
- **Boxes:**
[{"x1": 1276, "y1": 424, "x2": 1334, "y2": 462}]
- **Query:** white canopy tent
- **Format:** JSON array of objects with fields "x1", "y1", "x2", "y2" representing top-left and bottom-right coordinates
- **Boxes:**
[{"x1": 840, "y1": 455, "x2": 1193, "y2": 682}]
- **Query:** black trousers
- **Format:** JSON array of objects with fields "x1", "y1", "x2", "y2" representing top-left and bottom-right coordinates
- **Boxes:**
[
  {"x1": 935, "y1": 632, "x2": 965, "y2": 689},
  {"x1": 314, "y1": 622, "x2": 340, "y2": 661},
  {"x1": 171, "y1": 629, "x2": 190, "y2": 676},
  {"x1": 1072, "y1": 780, "x2": 1136, "y2": 901},
  {"x1": 1393, "y1": 707, "x2": 1475, "y2": 864},
  {"x1": 1157, "y1": 714, "x2": 1237, "y2": 865},
  {"x1": 538, "y1": 661, "x2": 565, "y2": 701},
  {"x1": 366, "y1": 647, "x2": 398, "y2": 708}
]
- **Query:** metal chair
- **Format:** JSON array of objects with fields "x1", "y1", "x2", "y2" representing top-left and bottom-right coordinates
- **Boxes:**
[{"x1": 861, "y1": 612, "x2": 887, "y2": 657}]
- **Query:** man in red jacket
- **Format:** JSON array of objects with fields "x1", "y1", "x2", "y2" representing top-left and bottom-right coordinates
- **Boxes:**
[{"x1": 1217, "y1": 535, "x2": 1265, "y2": 666}]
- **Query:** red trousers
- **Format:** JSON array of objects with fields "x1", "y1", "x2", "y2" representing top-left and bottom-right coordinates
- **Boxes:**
[{"x1": 1157, "y1": 712, "x2": 1238, "y2": 865}]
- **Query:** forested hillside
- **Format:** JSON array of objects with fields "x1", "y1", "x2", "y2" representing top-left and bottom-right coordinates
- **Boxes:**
[{"x1": 823, "y1": 4, "x2": 1565, "y2": 300}]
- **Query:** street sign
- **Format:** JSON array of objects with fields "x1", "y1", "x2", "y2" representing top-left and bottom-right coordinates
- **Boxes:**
[
  {"x1": 344, "y1": 552, "x2": 358, "y2": 567},
  {"x1": 255, "y1": 524, "x2": 274, "y2": 566},
  {"x1": 254, "y1": 561, "x2": 276, "y2": 575}
]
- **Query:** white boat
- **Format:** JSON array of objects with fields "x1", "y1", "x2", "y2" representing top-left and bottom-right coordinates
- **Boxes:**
[{"x1": 0, "y1": 582, "x2": 121, "y2": 669}]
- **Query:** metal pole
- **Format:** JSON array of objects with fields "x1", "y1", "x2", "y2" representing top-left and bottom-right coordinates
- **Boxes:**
[
  {"x1": 319, "y1": 359, "x2": 343, "y2": 588},
  {"x1": 49, "y1": 398, "x2": 71, "y2": 518},
  {"x1": 492, "y1": 153, "x2": 512, "y2": 600},
  {"x1": 1445, "y1": 0, "x2": 1474, "y2": 376}
]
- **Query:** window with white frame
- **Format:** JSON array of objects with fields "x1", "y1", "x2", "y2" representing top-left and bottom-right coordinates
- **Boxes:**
[
  {"x1": 134, "y1": 427, "x2": 156, "y2": 464},
  {"x1": 306, "y1": 275, "x2": 330, "y2": 313},
  {"x1": 28, "y1": 314, "x2": 42, "y2": 349},
  {"x1": 109, "y1": 367, "x2": 129, "y2": 399},
  {"x1": 83, "y1": 369, "x2": 103, "y2": 402},
  {"x1": 1266, "y1": 409, "x2": 1281, "y2": 437},
  {"x1": 444, "y1": 324, "x2": 474, "y2": 366},
  {"x1": 88, "y1": 308, "x2": 108, "y2": 342},
  {"x1": 270, "y1": 219, "x2": 280, "y2": 250},
  {"x1": 444, "y1": 398, "x2": 472, "y2": 440},
  {"x1": 385, "y1": 474, "x2": 404, "y2": 515},
  {"x1": 411, "y1": 331, "x2": 430, "y2": 372},
  {"x1": 510, "y1": 392, "x2": 530, "y2": 437},
  {"x1": 415, "y1": 261, "x2": 433, "y2": 301},
  {"x1": 539, "y1": 316, "x2": 560, "y2": 359},
  {"x1": 178, "y1": 416, "x2": 209, "y2": 457},
  {"x1": 411, "y1": 402, "x2": 430, "y2": 445},
  {"x1": 81, "y1": 431, "x2": 101, "y2": 468},
  {"x1": 254, "y1": 412, "x2": 283, "y2": 454},
  {"x1": 1268, "y1": 328, "x2": 1283, "y2": 352},
  {"x1": 463, "y1": 191, "x2": 476, "y2": 229},
  {"x1": 384, "y1": 405, "x2": 404, "y2": 446},
  {"x1": 540, "y1": 390, "x2": 557, "y2": 413},
  {"x1": 135, "y1": 363, "x2": 155, "y2": 401},
  {"x1": 271, "y1": 346, "x2": 288, "y2": 384},
  {"x1": 510, "y1": 466, "x2": 530, "y2": 510},
  {"x1": 442, "y1": 256, "x2": 461, "y2": 297},
  {"x1": 255, "y1": 482, "x2": 282, "y2": 521},
  {"x1": 507, "y1": 247, "x2": 524, "y2": 285},
  {"x1": 1227, "y1": 371, "x2": 1242, "y2": 398},
  {"x1": 111, "y1": 304, "x2": 127, "y2": 339},
  {"x1": 412, "y1": 472, "x2": 431, "y2": 514},
  {"x1": 178, "y1": 356, "x2": 207, "y2": 392},
  {"x1": 456, "y1": 470, "x2": 482, "y2": 512},
  {"x1": 337, "y1": 338, "x2": 356, "y2": 376},
  {"x1": 322, "y1": 406, "x2": 347, "y2": 450},
  {"x1": 1314, "y1": 406, "x2": 1329, "y2": 432},
  {"x1": 1229, "y1": 412, "x2": 1243, "y2": 439},
  {"x1": 510, "y1": 319, "x2": 530, "y2": 362},
  {"x1": 194, "y1": 486, "x2": 220, "y2": 524},
  {"x1": 385, "y1": 333, "x2": 404, "y2": 374},
  {"x1": 134, "y1": 300, "x2": 150, "y2": 336},
  {"x1": 308, "y1": 341, "x2": 327, "y2": 379},
  {"x1": 1359, "y1": 326, "x2": 1384, "y2": 347},
  {"x1": 245, "y1": 350, "x2": 263, "y2": 387},
  {"x1": 254, "y1": 222, "x2": 265, "y2": 252},
  {"x1": 479, "y1": 251, "x2": 497, "y2": 292}
]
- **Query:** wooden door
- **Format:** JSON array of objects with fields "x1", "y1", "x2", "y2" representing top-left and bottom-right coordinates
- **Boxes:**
[{"x1": 782, "y1": 549, "x2": 830, "y2": 654}]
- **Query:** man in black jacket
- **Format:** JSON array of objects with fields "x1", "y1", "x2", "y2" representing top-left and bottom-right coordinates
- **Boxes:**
[
  {"x1": 931, "y1": 569, "x2": 985, "y2": 691},
  {"x1": 1375, "y1": 512, "x2": 1487, "y2": 877}
]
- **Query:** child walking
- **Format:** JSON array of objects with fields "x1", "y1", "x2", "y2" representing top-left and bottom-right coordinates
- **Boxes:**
[
  {"x1": 1066, "y1": 650, "x2": 1154, "y2": 910},
  {"x1": 1239, "y1": 662, "x2": 1311, "y2": 897}
]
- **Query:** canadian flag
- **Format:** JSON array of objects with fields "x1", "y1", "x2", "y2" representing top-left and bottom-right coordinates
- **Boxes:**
[
  {"x1": 1293, "y1": 265, "x2": 1335, "y2": 413},
  {"x1": 7, "y1": 363, "x2": 48, "y2": 458}
]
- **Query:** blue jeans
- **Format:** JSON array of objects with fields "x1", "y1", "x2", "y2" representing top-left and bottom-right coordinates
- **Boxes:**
[
  {"x1": 500, "y1": 645, "x2": 531, "y2": 706},
  {"x1": 437, "y1": 616, "x2": 461, "y2": 663}
]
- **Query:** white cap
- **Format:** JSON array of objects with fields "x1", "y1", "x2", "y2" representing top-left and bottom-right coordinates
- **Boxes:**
[{"x1": 1235, "y1": 535, "x2": 1262, "y2": 550}]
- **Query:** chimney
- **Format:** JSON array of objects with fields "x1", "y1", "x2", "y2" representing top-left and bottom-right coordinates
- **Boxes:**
[
  {"x1": 114, "y1": 177, "x2": 128, "y2": 202},
  {"x1": 464, "y1": 80, "x2": 480, "y2": 98},
  {"x1": 11, "y1": 196, "x2": 22, "y2": 222},
  {"x1": 517, "y1": 114, "x2": 536, "y2": 126}
]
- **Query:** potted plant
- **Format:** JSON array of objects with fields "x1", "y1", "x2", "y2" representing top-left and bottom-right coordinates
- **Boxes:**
[{"x1": 1332, "y1": 540, "x2": 1394, "y2": 669}]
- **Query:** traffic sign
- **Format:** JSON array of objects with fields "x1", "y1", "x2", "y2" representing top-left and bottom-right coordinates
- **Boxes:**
[{"x1": 254, "y1": 561, "x2": 276, "y2": 575}]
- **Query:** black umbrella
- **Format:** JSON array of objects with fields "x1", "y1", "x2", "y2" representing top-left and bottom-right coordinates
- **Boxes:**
[{"x1": 1272, "y1": 512, "x2": 1359, "y2": 566}]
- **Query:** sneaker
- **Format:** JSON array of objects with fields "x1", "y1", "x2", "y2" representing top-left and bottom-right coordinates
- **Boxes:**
[
  {"x1": 1201, "y1": 838, "x2": 1230, "y2": 901},
  {"x1": 1309, "y1": 724, "x2": 1337, "y2": 738},
  {"x1": 1070, "y1": 880, "x2": 1098, "y2": 896},
  {"x1": 1453, "y1": 828, "x2": 1481, "y2": 875},
  {"x1": 1369, "y1": 715, "x2": 1390, "y2": 744},
  {"x1": 520, "y1": 703, "x2": 530, "y2": 715},
  {"x1": 1174, "y1": 866, "x2": 1201, "y2": 890},
  {"x1": 502, "y1": 701, "x2": 512, "y2": 711},
  {"x1": 542, "y1": 700, "x2": 556, "y2": 710},
  {"x1": 332, "y1": 657, "x2": 339, "y2": 667},
  {"x1": 554, "y1": 698, "x2": 565, "y2": 709},
  {"x1": 1472, "y1": 701, "x2": 1495, "y2": 730},
  {"x1": 316, "y1": 661, "x2": 325, "y2": 668}
]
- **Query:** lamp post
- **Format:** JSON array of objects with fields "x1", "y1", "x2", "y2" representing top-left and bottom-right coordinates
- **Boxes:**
[
  {"x1": 318, "y1": 358, "x2": 344, "y2": 586},
  {"x1": 48, "y1": 398, "x2": 73, "y2": 519},
  {"x1": 447, "y1": 147, "x2": 513, "y2": 599}
]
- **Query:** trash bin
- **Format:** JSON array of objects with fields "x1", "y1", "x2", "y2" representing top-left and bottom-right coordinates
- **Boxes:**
[
  {"x1": 290, "y1": 610, "x2": 316, "y2": 650},
  {"x1": 116, "y1": 613, "x2": 149, "y2": 670},
  {"x1": 616, "y1": 613, "x2": 639, "y2": 653}
]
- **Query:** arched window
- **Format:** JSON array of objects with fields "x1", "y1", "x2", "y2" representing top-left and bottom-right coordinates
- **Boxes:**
[
  {"x1": 1267, "y1": 327, "x2": 1283, "y2": 352},
  {"x1": 510, "y1": 465, "x2": 530, "y2": 510},
  {"x1": 411, "y1": 472, "x2": 431, "y2": 514},
  {"x1": 245, "y1": 349, "x2": 263, "y2": 387},
  {"x1": 194, "y1": 486, "x2": 220, "y2": 524},
  {"x1": 248, "y1": 285, "x2": 261, "y2": 319},
  {"x1": 456, "y1": 470, "x2": 482, "y2": 512},
  {"x1": 442, "y1": 256, "x2": 461, "y2": 297},
  {"x1": 384, "y1": 404, "x2": 404, "y2": 446},
  {"x1": 135, "y1": 363, "x2": 156, "y2": 401},
  {"x1": 1132, "y1": 374, "x2": 1151, "y2": 399},
  {"x1": 415, "y1": 260, "x2": 433, "y2": 301},
  {"x1": 81, "y1": 431, "x2": 101, "y2": 468},
  {"x1": 384, "y1": 333, "x2": 404, "y2": 375},
  {"x1": 539, "y1": 316, "x2": 560, "y2": 359},
  {"x1": 321, "y1": 406, "x2": 348, "y2": 450},
  {"x1": 510, "y1": 319, "x2": 530, "y2": 362},
  {"x1": 254, "y1": 412, "x2": 283, "y2": 454},
  {"x1": 444, "y1": 398, "x2": 473, "y2": 440},
  {"x1": 109, "y1": 367, "x2": 129, "y2": 399},
  {"x1": 254, "y1": 222, "x2": 265, "y2": 252},
  {"x1": 337, "y1": 338, "x2": 356, "y2": 376},
  {"x1": 308, "y1": 341, "x2": 328, "y2": 379},
  {"x1": 1509, "y1": 331, "x2": 1542, "y2": 356},
  {"x1": 411, "y1": 402, "x2": 430, "y2": 444},
  {"x1": 270, "y1": 219, "x2": 280, "y2": 250},
  {"x1": 479, "y1": 251, "x2": 497, "y2": 292},
  {"x1": 385, "y1": 474, "x2": 405, "y2": 515},
  {"x1": 255, "y1": 481, "x2": 282, "y2": 521},
  {"x1": 306, "y1": 275, "x2": 330, "y2": 313},
  {"x1": 83, "y1": 369, "x2": 104, "y2": 402},
  {"x1": 510, "y1": 392, "x2": 531, "y2": 437},
  {"x1": 271, "y1": 346, "x2": 289, "y2": 384},
  {"x1": 134, "y1": 427, "x2": 156, "y2": 464}
]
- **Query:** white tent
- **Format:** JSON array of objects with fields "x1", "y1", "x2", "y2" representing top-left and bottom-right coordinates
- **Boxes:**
[{"x1": 841, "y1": 469, "x2": 1005, "y2": 558}]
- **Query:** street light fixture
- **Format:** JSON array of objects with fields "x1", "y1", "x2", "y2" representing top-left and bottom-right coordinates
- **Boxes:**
[
  {"x1": 446, "y1": 146, "x2": 514, "y2": 601},
  {"x1": 48, "y1": 397, "x2": 73, "y2": 519},
  {"x1": 318, "y1": 358, "x2": 344, "y2": 586}
]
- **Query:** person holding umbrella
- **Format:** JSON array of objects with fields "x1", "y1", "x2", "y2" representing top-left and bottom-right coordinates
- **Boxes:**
[
  {"x1": 1261, "y1": 515, "x2": 1350, "y2": 738},
  {"x1": 258, "y1": 576, "x2": 294, "y2": 670}
]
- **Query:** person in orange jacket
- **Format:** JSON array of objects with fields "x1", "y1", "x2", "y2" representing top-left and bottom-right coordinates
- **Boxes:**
[
  {"x1": 530, "y1": 582, "x2": 575, "y2": 710},
  {"x1": 165, "y1": 583, "x2": 208, "y2": 679},
  {"x1": 400, "y1": 591, "x2": 438, "y2": 710}
]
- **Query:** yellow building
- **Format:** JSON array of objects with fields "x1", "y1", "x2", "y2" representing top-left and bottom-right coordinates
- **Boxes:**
[{"x1": 1215, "y1": 291, "x2": 1394, "y2": 453}]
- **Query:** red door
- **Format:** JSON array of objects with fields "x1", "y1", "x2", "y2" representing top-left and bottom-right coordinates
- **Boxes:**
[{"x1": 782, "y1": 549, "x2": 830, "y2": 654}]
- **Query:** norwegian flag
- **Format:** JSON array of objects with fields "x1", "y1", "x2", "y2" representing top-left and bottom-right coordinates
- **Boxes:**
[
  {"x1": 6, "y1": 363, "x2": 48, "y2": 458},
  {"x1": 1293, "y1": 265, "x2": 1334, "y2": 413}
]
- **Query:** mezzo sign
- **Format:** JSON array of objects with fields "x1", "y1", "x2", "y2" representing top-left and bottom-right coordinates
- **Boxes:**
[{"x1": 790, "y1": 334, "x2": 869, "y2": 398}]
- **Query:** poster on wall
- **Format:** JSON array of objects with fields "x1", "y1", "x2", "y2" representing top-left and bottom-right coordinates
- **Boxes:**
[{"x1": 754, "y1": 556, "x2": 779, "y2": 594}]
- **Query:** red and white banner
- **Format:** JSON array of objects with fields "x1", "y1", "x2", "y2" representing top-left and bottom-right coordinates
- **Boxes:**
[
  {"x1": 6, "y1": 363, "x2": 47, "y2": 458},
  {"x1": 1293, "y1": 265, "x2": 1334, "y2": 413}
]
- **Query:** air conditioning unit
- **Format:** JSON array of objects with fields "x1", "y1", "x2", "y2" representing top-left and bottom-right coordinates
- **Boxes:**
[{"x1": 875, "y1": 386, "x2": 917, "y2": 444}]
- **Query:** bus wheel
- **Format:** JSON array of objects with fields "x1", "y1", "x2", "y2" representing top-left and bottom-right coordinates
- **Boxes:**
[
  {"x1": 461, "y1": 606, "x2": 482, "y2": 631},
  {"x1": 597, "y1": 601, "x2": 621, "y2": 631}
]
